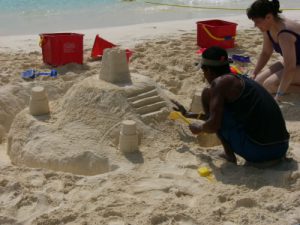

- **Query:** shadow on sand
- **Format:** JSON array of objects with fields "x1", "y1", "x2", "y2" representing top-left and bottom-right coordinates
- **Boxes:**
[{"x1": 193, "y1": 148, "x2": 299, "y2": 190}]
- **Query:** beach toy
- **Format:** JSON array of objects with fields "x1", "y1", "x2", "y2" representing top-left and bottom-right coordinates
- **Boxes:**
[
  {"x1": 168, "y1": 111, "x2": 191, "y2": 125},
  {"x1": 231, "y1": 54, "x2": 251, "y2": 63},
  {"x1": 40, "y1": 33, "x2": 84, "y2": 66},
  {"x1": 197, "y1": 20, "x2": 237, "y2": 49},
  {"x1": 196, "y1": 48, "x2": 207, "y2": 55},
  {"x1": 91, "y1": 35, "x2": 116, "y2": 59},
  {"x1": 91, "y1": 34, "x2": 133, "y2": 62},
  {"x1": 197, "y1": 166, "x2": 215, "y2": 182},
  {"x1": 21, "y1": 69, "x2": 58, "y2": 79},
  {"x1": 230, "y1": 65, "x2": 242, "y2": 75}
]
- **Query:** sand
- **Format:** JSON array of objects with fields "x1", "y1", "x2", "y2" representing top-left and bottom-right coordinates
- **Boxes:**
[{"x1": 0, "y1": 12, "x2": 300, "y2": 225}]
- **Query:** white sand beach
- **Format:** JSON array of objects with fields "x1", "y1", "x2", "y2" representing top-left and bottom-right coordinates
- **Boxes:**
[{"x1": 0, "y1": 12, "x2": 300, "y2": 225}]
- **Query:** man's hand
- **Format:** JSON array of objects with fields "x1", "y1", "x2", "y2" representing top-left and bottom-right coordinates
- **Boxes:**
[
  {"x1": 171, "y1": 99, "x2": 187, "y2": 116},
  {"x1": 189, "y1": 122, "x2": 202, "y2": 135}
]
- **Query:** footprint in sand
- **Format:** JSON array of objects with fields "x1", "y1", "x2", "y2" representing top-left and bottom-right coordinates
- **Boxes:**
[
  {"x1": 235, "y1": 197, "x2": 257, "y2": 208},
  {"x1": 150, "y1": 214, "x2": 198, "y2": 225}
]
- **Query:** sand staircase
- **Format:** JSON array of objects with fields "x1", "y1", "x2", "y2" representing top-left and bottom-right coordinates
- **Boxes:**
[{"x1": 126, "y1": 85, "x2": 167, "y2": 123}]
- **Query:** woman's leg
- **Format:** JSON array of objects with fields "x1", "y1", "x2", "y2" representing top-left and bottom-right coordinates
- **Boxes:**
[
  {"x1": 262, "y1": 72, "x2": 282, "y2": 93},
  {"x1": 255, "y1": 61, "x2": 283, "y2": 87},
  {"x1": 263, "y1": 65, "x2": 300, "y2": 93}
]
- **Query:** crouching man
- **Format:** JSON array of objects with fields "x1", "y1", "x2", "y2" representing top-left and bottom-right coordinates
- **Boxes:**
[{"x1": 173, "y1": 46, "x2": 289, "y2": 164}]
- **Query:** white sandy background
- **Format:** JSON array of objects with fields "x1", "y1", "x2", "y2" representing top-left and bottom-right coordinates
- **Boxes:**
[{"x1": 0, "y1": 12, "x2": 300, "y2": 225}]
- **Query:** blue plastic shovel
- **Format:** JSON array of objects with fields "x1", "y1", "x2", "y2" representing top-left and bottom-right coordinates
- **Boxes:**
[{"x1": 21, "y1": 69, "x2": 58, "y2": 79}]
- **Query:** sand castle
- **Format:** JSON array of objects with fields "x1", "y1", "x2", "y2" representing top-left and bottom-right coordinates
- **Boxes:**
[
  {"x1": 6, "y1": 47, "x2": 221, "y2": 176},
  {"x1": 7, "y1": 48, "x2": 170, "y2": 175}
]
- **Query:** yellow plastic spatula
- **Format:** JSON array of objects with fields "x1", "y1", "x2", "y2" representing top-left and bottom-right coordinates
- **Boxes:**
[{"x1": 168, "y1": 111, "x2": 191, "y2": 125}]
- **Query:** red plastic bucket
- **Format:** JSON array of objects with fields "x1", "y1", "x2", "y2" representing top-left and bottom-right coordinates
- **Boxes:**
[
  {"x1": 91, "y1": 35, "x2": 133, "y2": 62},
  {"x1": 196, "y1": 20, "x2": 237, "y2": 49},
  {"x1": 39, "y1": 33, "x2": 84, "y2": 66},
  {"x1": 91, "y1": 35, "x2": 116, "y2": 59}
]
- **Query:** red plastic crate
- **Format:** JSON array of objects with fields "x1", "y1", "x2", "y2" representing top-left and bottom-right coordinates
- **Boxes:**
[
  {"x1": 196, "y1": 20, "x2": 237, "y2": 49},
  {"x1": 39, "y1": 33, "x2": 84, "y2": 66}
]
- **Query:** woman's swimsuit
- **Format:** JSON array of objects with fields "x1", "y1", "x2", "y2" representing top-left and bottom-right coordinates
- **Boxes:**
[{"x1": 267, "y1": 29, "x2": 300, "y2": 65}]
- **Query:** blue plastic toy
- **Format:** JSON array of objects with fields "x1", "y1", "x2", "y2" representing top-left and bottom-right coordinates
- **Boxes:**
[
  {"x1": 21, "y1": 69, "x2": 58, "y2": 79},
  {"x1": 231, "y1": 54, "x2": 251, "y2": 63}
]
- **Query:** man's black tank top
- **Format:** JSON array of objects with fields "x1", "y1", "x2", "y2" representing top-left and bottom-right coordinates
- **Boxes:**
[{"x1": 225, "y1": 75, "x2": 289, "y2": 145}]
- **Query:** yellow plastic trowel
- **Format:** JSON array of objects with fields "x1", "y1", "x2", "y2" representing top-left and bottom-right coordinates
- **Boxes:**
[
  {"x1": 168, "y1": 111, "x2": 191, "y2": 124},
  {"x1": 197, "y1": 167, "x2": 215, "y2": 182}
]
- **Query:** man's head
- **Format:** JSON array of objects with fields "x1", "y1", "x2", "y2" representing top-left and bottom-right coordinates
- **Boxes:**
[{"x1": 200, "y1": 46, "x2": 231, "y2": 83}]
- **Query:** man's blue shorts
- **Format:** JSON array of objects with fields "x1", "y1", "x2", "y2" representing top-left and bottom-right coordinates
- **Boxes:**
[{"x1": 218, "y1": 110, "x2": 289, "y2": 163}]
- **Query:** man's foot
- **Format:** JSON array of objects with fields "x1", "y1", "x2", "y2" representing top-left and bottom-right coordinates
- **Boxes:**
[{"x1": 219, "y1": 153, "x2": 237, "y2": 164}]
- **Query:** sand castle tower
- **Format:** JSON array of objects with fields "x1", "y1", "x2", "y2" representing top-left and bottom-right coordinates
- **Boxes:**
[
  {"x1": 119, "y1": 120, "x2": 139, "y2": 153},
  {"x1": 190, "y1": 91, "x2": 203, "y2": 114},
  {"x1": 99, "y1": 48, "x2": 131, "y2": 84},
  {"x1": 29, "y1": 86, "x2": 50, "y2": 116},
  {"x1": 189, "y1": 91, "x2": 221, "y2": 147},
  {"x1": 99, "y1": 48, "x2": 141, "y2": 152}
]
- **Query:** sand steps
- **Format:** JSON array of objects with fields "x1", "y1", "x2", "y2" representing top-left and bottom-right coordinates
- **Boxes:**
[
  {"x1": 140, "y1": 109, "x2": 166, "y2": 121},
  {"x1": 126, "y1": 86, "x2": 167, "y2": 123},
  {"x1": 130, "y1": 95, "x2": 162, "y2": 108},
  {"x1": 127, "y1": 89, "x2": 158, "y2": 103},
  {"x1": 135, "y1": 101, "x2": 166, "y2": 114}
]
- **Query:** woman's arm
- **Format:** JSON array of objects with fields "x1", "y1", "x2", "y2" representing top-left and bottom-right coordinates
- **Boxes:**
[
  {"x1": 276, "y1": 32, "x2": 297, "y2": 99},
  {"x1": 253, "y1": 32, "x2": 273, "y2": 78}
]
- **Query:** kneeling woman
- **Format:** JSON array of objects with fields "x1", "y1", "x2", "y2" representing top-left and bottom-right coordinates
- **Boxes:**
[{"x1": 247, "y1": 0, "x2": 300, "y2": 101}]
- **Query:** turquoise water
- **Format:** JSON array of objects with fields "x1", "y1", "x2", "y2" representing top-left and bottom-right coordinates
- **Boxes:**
[{"x1": 0, "y1": 0, "x2": 297, "y2": 36}]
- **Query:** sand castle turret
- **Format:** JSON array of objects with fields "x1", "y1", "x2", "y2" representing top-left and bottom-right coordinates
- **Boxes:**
[
  {"x1": 188, "y1": 91, "x2": 221, "y2": 147},
  {"x1": 29, "y1": 86, "x2": 50, "y2": 116},
  {"x1": 119, "y1": 120, "x2": 139, "y2": 153},
  {"x1": 99, "y1": 48, "x2": 131, "y2": 84},
  {"x1": 190, "y1": 91, "x2": 203, "y2": 114}
]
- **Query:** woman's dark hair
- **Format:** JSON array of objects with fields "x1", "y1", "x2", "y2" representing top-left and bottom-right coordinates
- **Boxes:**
[
  {"x1": 247, "y1": 0, "x2": 282, "y2": 20},
  {"x1": 201, "y1": 46, "x2": 230, "y2": 76}
]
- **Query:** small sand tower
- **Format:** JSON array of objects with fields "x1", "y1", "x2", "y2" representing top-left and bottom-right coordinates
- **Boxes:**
[
  {"x1": 29, "y1": 86, "x2": 50, "y2": 116},
  {"x1": 99, "y1": 48, "x2": 131, "y2": 84},
  {"x1": 190, "y1": 91, "x2": 221, "y2": 147},
  {"x1": 119, "y1": 120, "x2": 139, "y2": 153},
  {"x1": 190, "y1": 91, "x2": 203, "y2": 114}
]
